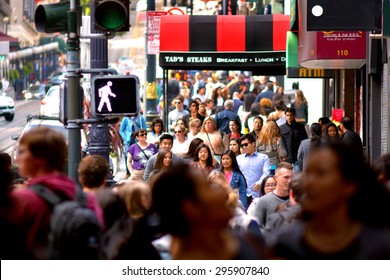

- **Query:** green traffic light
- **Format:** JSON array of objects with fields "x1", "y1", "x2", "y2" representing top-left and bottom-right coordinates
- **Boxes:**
[
  {"x1": 95, "y1": 0, "x2": 128, "y2": 31},
  {"x1": 35, "y1": 2, "x2": 69, "y2": 33}
]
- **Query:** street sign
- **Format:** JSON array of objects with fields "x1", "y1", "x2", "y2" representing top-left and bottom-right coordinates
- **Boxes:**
[
  {"x1": 147, "y1": 11, "x2": 167, "y2": 34},
  {"x1": 91, "y1": 75, "x2": 140, "y2": 116},
  {"x1": 147, "y1": 34, "x2": 160, "y2": 55},
  {"x1": 147, "y1": 11, "x2": 167, "y2": 55}
]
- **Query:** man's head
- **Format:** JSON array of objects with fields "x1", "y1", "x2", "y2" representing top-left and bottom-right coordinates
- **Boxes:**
[
  {"x1": 239, "y1": 134, "x2": 256, "y2": 156},
  {"x1": 224, "y1": 99, "x2": 234, "y2": 110},
  {"x1": 285, "y1": 107, "x2": 296, "y2": 125},
  {"x1": 275, "y1": 162, "x2": 294, "y2": 195},
  {"x1": 197, "y1": 84, "x2": 206, "y2": 95},
  {"x1": 205, "y1": 98, "x2": 214, "y2": 109},
  {"x1": 237, "y1": 81, "x2": 246, "y2": 89},
  {"x1": 78, "y1": 155, "x2": 109, "y2": 189},
  {"x1": 340, "y1": 116, "x2": 354, "y2": 132},
  {"x1": 253, "y1": 116, "x2": 264, "y2": 131},
  {"x1": 265, "y1": 81, "x2": 274, "y2": 91},
  {"x1": 17, "y1": 127, "x2": 67, "y2": 178},
  {"x1": 174, "y1": 95, "x2": 185, "y2": 110},
  {"x1": 159, "y1": 134, "x2": 174, "y2": 151}
]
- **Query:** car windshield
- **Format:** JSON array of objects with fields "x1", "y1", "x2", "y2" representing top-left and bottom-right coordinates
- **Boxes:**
[
  {"x1": 46, "y1": 87, "x2": 60, "y2": 98},
  {"x1": 28, "y1": 86, "x2": 44, "y2": 93}
]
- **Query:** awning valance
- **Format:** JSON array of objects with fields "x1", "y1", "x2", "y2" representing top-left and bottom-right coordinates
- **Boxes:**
[{"x1": 159, "y1": 14, "x2": 290, "y2": 74}]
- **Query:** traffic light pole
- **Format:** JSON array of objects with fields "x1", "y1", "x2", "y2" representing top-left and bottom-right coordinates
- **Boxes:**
[
  {"x1": 87, "y1": 0, "x2": 112, "y2": 175},
  {"x1": 145, "y1": 0, "x2": 159, "y2": 127},
  {"x1": 67, "y1": 0, "x2": 82, "y2": 180}
]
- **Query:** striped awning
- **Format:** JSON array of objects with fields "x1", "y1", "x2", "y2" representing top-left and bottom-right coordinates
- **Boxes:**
[{"x1": 159, "y1": 15, "x2": 290, "y2": 74}]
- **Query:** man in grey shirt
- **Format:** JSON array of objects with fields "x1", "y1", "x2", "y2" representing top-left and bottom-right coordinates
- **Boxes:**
[
  {"x1": 253, "y1": 162, "x2": 293, "y2": 229},
  {"x1": 143, "y1": 134, "x2": 183, "y2": 181}
]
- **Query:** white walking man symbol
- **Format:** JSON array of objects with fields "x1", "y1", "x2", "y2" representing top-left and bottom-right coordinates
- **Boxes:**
[{"x1": 97, "y1": 81, "x2": 117, "y2": 112}]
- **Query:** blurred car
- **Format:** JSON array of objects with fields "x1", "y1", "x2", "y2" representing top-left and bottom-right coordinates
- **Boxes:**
[
  {"x1": 40, "y1": 85, "x2": 60, "y2": 117},
  {"x1": 24, "y1": 84, "x2": 46, "y2": 100},
  {"x1": 11, "y1": 115, "x2": 88, "y2": 165},
  {"x1": 0, "y1": 93, "x2": 15, "y2": 121},
  {"x1": 45, "y1": 71, "x2": 67, "y2": 92}
]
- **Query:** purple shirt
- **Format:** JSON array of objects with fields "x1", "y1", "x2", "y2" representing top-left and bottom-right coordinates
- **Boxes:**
[{"x1": 128, "y1": 143, "x2": 158, "y2": 170}]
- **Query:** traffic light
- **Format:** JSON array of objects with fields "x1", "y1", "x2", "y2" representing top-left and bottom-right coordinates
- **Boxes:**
[
  {"x1": 94, "y1": 0, "x2": 130, "y2": 32},
  {"x1": 35, "y1": 1, "x2": 70, "y2": 33},
  {"x1": 91, "y1": 75, "x2": 140, "y2": 117}
]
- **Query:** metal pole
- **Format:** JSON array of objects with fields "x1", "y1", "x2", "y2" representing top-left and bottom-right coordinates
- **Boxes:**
[
  {"x1": 67, "y1": 0, "x2": 82, "y2": 180},
  {"x1": 88, "y1": 0, "x2": 111, "y2": 167},
  {"x1": 145, "y1": 0, "x2": 159, "y2": 128}
]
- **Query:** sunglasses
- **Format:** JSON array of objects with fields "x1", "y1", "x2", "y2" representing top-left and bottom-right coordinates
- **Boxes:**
[
  {"x1": 138, "y1": 133, "x2": 147, "y2": 137},
  {"x1": 175, "y1": 101, "x2": 182, "y2": 104},
  {"x1": 175, "y1": 130, "x2": 183, "y2": 134},
  {"x1": 240, "y1": 142, "x2": 252, "y2": 148}
]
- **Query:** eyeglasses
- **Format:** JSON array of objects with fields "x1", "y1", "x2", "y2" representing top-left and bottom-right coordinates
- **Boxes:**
[
  {"x1": 138, "y1": 133, "x2": 147, "y2": 137},
  {"x1": 265, "y1": 183, "x2": 277, "y2": 188},
  {"x1": 175, "y1": 130, "x2": 183, "y2": 134},
  {"x1": 240, "y1": 142, "x2": 252, "y2": 148}
]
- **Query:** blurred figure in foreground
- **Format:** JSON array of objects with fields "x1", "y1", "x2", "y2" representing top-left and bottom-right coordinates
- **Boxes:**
[
  {"x1": 8, "y1": 127, "x2": 104, "y2": 259},
  {"x1": 272, "y1": 143, "x2": 390, "y2": 259},
  {"x1": 208, "y1": 171, "x2": 260, "y2": 236},
  {"x1": 152, "y1": 164, "x2": 267, "y2": 259}
]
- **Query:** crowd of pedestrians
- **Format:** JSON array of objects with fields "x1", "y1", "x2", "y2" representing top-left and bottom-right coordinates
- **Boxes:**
[{"x1": 1, "y1": 73, "x2": 390, "y2": 260}]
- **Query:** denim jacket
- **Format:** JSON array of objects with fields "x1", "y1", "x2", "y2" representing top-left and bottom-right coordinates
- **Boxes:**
[{"x1": 230, "y1": 170, "x2": 248, "y2": 209}]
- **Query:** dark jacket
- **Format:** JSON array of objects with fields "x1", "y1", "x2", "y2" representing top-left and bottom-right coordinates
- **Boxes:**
[
  {"x1": 341, "y1": 130, "x2": 363, "y2": 157},
  {"x1": 280, "y1": 121, "x2": 308, "y2": 164},
  {"x1": 215, "y1": 109, "x2": 240, "y2": 134}
]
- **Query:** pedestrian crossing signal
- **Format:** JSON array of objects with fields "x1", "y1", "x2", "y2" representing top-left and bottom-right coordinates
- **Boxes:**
[{"x1": 91, "y1": 75, "x2": 140, "y2": 117}]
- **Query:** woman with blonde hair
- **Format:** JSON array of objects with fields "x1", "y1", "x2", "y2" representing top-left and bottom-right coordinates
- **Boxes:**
[
  {"x1": 117, "y1": 181, "x2": 152, "y2": 219},
  {"x1": 171, "y1": 124, "x2": 190, "y2": 157},
  {"x1": 208, "y1": 171, "x2": 261, "y2": 235},
  {"x1": 291, "y1": 90, "x2": 309, "y2": 125},
  {"x1": 256, "y1": 120, "x2": 287, "y2": 174},
  {"x1": 195, "y1": 116, "x2": 229, "y2": 162}
]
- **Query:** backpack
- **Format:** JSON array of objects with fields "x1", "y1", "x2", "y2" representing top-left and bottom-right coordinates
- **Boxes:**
[{"x1": 30, "y1": 184, "x2": 101, "y2": 259}]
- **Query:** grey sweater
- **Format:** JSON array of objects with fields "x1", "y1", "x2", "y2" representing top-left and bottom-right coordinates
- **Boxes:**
[{"x1": 252, "y1": 192, "x2": 289, "y2": 229}]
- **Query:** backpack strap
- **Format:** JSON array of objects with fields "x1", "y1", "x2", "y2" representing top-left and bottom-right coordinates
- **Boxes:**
[
  {"x1": 30, "y1": 184, "x2": 61, "y2": 206},
  {"x1": 30, "y1": 184, "x2": 87, "y2": 207}
]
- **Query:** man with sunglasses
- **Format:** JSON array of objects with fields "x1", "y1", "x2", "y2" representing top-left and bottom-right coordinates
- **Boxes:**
[
  {"x1": 168, "y1": 95, "x2": 189, "y2": 132},
  {"x1": 236, "y1": 134, "x2": 270, "y2": 207}
]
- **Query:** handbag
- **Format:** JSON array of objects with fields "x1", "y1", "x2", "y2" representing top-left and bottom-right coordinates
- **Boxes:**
[{"x1": 275, "y1": 139, "x2": 286, "y2": 162}]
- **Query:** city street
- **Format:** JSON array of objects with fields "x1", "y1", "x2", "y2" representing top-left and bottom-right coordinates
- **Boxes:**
[{"x1": 0, "y1": 99, "x2": 41, "y2": 154}]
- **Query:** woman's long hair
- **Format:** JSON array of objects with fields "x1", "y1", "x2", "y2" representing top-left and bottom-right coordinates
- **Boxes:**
[
  {"x1": 193, "y1": 144, "x2": 214, "y2": 167},
  {"x1": 183, "y1": 138, "x2": 204, "y2": 160},
  {"x1": 257, "y1": 120, "x2": 281, "y2": 146},
  {"x1": 219, "y1": 150, "x2": 247, "y2": 190},
  {"x1": 150, "y1": 118, "x2": 164, "y2": 135},
  {"x1": 153, "y1": 150, "x2": 172, "y2": 170},
  {"x1": 294, "y1": 90, "x2": 308, "y2": 108},
  {"x1": 309, "y1": 123, "x2": 322, "y2": 149}
]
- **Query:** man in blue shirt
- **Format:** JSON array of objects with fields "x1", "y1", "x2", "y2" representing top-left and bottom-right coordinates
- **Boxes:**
[
  {"x1": 236, "y1": 134, "x2": 270, "y2": 207},
  {"x1": 255, "y1": 81, "x2": 274, "y2": 103},
  {"x1": 214, "y1": 99, "x2": 240, "y2": 134}
]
